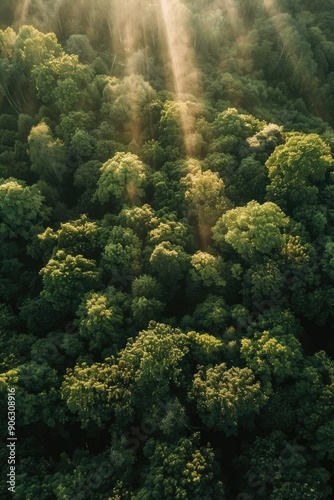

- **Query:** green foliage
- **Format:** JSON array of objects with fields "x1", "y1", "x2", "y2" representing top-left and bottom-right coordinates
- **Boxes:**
[
  {"x1": 0, "y1": 177, "x2": 46, "y2": 239},
  {"x1": 137, "y1": 434, "x2": 225, "y2": 499},
  {"x1": 131, "y1": 275, "x2": 163, "y2": 299},
  {"x1": 149, "y1": 242, "x2": 190, "y2": 287},
  {"x1": 141, "y1": 139, "x2": 166, "y2": 169},
  {"x1": 32, "y1": 53, "x2": 93, "y2": 113},
  {"x1": 192, "y1": 295, "x2": 229, "y2": 335},
  {"x1": 38, "y1": 214, "x2": 103, "y2": 259},
  {"x1": 147, "y1": 218, "x2": 192, "y2": 250},
  {"x1": 101, "y1": 226, "x2": 142, "y2": 279},
  {"x1": 73, "y1": 160, "x2": 102, "y2": 192},
  {"x1": 186, "y1": 331, "x2": 224, "y2": 365},
  {"x1": 116, "y1": 204, "x2": 157, "y2": 239},
  {"x1": 95, "y1": 152, "x2": 148, "y2": 206},
  {"x1": 28, "y1": 122, "x2": 67, "y2": 183},
  {"x1": 62, "y1": 323, "x2": 189, "y2": 428},
  {"x1": 56, "y1": 111, "x2": 96, "y2": 145},
  {"x1": 189, "y1": 251, "x2": 226, "y2": 287},
  {"x1": 40, "y1": 250, "x2": 101, "y2": 314},
  {"x1": 131, "y1": 296, "x2": 165, "y2": 329},
  {"x1": 210, "y1": 107, "x2": 264, "y2": 155},
  {"x1": 76, "y1": 286, "x2": 129, "y2": 355},
  {"x1": 10, "y1": 362, "x2": 67, "y2": 427},
  {"x1": 266, "y1": 133, "x2": 333, "y2": 210},
  {"x1": 213, "y1": 200, "x2": 289, "y2": 262},
  {"x1": 236, "y1": 430, "x2": 332, "y2": 499},
  {"x1": 240, "y1": 330, "x2": 304, "y2": 383},
  {"x1": 14, "y1": 25, "x2": 63, "y2": 72},
  {"x1": 191, "y1": 363, "x2": 269, "y2": 435},
  {"x1": 70, "y1": 129, "x2": 95, "y2": 158},
  {"x1": 61, "y1": 359, "x2": 116, "y2": 428},
  {"x1": 65, "y1": 34, "x2": 95, "y2": 64},
  {"x1": 103, "y1": 74, "x2": 157, "y2": 137},
  {"x1": 183, "y1": 166, "x2": 232, "y2": 246},
  {"x1": 1, "y1": 5, "x2": 334, "y2": 497}
]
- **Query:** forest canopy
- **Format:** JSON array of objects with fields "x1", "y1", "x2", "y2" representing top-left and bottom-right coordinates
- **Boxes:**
[{"x1": 1, "y1": 0, "x2": 334, "y2": 498}]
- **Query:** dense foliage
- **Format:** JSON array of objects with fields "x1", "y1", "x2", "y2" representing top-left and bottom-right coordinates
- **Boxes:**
[{"x1": 1, "y1": 0, "x2": 334, "y2": 498}]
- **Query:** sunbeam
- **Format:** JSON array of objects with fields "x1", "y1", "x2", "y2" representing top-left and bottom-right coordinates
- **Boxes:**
[
  {"x1": 158, "y1": 0, "x2": 199, "y2": 97},
  {"x1": 158, "y1": 0, "x2": 201, "y2": 155},
  {"x1": 261, "y1": 0, "x2": 322, "y2": 113},
  {"x1": 13, "y1": 0, "x2": 32, "y2": 28}
]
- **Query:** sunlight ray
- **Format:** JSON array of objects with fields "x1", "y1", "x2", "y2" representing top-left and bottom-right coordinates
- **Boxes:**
[
  {"x1": 261, "y1": 0, "x2": 322, "y2": 112},
  {"x1": 158, "y1": 0, "x2": 201, "y2": 155},
  {"x1": 13, "y1": 0, "x2": 32, "y2": 28}
]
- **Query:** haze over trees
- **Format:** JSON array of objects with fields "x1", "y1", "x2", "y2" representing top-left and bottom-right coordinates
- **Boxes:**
[{"x1": 1, "y1": 0, "x2": 334, "y2": 498}]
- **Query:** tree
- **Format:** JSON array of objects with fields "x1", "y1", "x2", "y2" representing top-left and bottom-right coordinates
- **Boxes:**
[
  {"x1": 95, "y1": 152, "x2": 148, "y2": 206},
  {"x1": 240, "y1": 329, "x2": 304, "y2": 384},
  {"x1": 146, "y1": 218, "x2": 193, "y2": 251},
  {"x1": 0, "y1": 177, "x2": 46, "y2": 239},
  {"x1": 190, "y1": 363, "x2": 270, "y2": 435},
  {"x1": 65, "y1": 34, "x2": 95, "y2": 63},
  {"x1": 70, "y1": 129, "x2": 95, "y2": 159},
  {"x1": 40, "y1": 250, "x2": 101, "y2": 314},
  {"x1": 210, "y1": 108, "x2": 264, "y2": 156},
  {"x1": 56, "y1": 110, "x2": 96, "y2": 145},
  {"x1": 241, "y1": 258, "x2": 284, "y2": 306},
  {"x1": 38, "y1": 214, "x2": 104, "y2": 259},
  {"x1": 189, "y1": 251, "x2": 226, "y2": 288},
  {"x1": 101, "y1": 226, "x2": 142, "y2": 282},
  {"x1": 103, "y1": 74, "x2": 157, "y2": 141},
  {"x1": 61, "y1": 358, "x2": 117, "y2": 428},
  {"x1": 321, "y1": 240, "x2": 334, "y2": 280},
  {"x1": 266, "y1": 133, "x2": 333, "y2": 211},
  {"x1": 186, "y1": 330, "x2": 224, "y2": 366},
  {"x1": 233, "y1": 157, "x2": 268, "y2": 204},
  {"x1": 116, "y1": 204, "x2": 157, "y2": 239},
  {"x1": 73, "y1": 160, "x2": 102, "y2": 193},
  {"x1": 150, "y1": 160, "x2": 188, "y2": 215},
  {"x1": 236, "y1": 430, "x2": 332, "y2": 499},
  {"x1": 192, "y1": 295, "x2": 229, "y2": 335},
  {"x1": 140, "y1": 139, "x2": 166, "y2": 169},
  {"x1": 137, "y1": 434, "x2": 225, "y2": 499},
  {"x1": 157, "y1": 100, "x2": 186, "y2": 153},
  {"x1": 0, "y1": 27, "x2": 16, "y2": 60},
  {"x1": 213, "y1": 201, "x2": 289, "y2": 262},
  {"x1": 183, "y1": 166, "x2": 232, "y2": 248},
  {"x1": 14, "y1": 25, "x2": 63, "y2": 73},
  {"x1": 62, "y1": 323, "x2": 189, "y2": 428},
  {"x1": 132, "y1": 275, "x2": 163, "y2": 299},
  {"x1": 246, "y1": 123, "x2": 284, "y2": 163},
  {"x1": 2, "y1": 362, "x2": 67, "y2": 427},
  {"x1": 32, "y1": 53, "x2": 93, "y2": 113},
  {"x1": 149, "y1": 242, "x2": 190, "y2": 288},
  {"x1": 76, "y1": 286, "x2": 129, "y2": 356},
  {"x1": 28, "y1": 122, "x2": 67, "y2": 183},
  {"x1": 131, "y1": 296, "x2": 165, "y2": 329}
]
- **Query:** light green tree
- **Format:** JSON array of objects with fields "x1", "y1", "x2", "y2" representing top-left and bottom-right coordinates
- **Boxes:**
[
  {"x1": 240, "y1": 330, "x2": 304, "y2": 383},
  {"x1": 76, "y1": 286, "x2": 129, "y2": 355},
  {"x1": 101, "y1": 226, "x2": 142, "y2": 280},
  {"x1": 95, "y1": 152, "x2": 148, "y2": 206},
  {"x1": 190, "y1": 363, "x2": 270, "y2": 435},
  {"x1": 183, "y1": 167, "x2": 232, "y2": 248},
  {"x1": 40, "y1": 250, "x2": 101, "y2": 314},
  {"x1": 266, "y1": 133, "x2": 333, "y2": 210},
  {"x1": 28, "y1": 122, "x2": 67, "y2": 183},
  {"x1": 213, "y1": 200, "x2": 289, "y2": 262},
  {"x1": 137, "y1": 434, "x2": 225, "y2": 499},
  {"x1": 0, "y1": 178, "x2": 46, "y2": 239}
]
